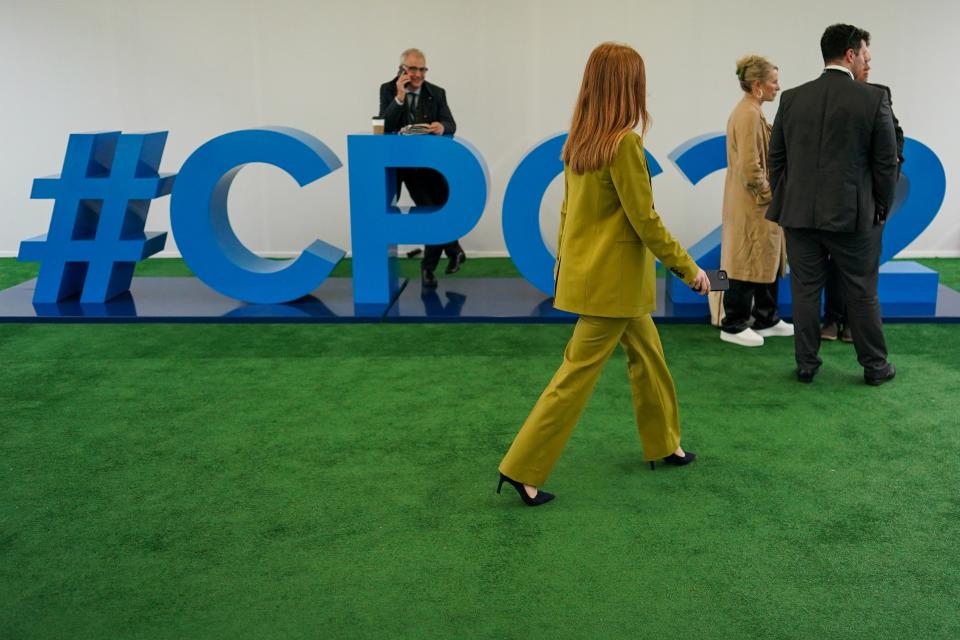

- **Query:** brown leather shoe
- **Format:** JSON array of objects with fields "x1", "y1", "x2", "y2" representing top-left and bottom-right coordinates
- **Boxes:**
[{"x1": 821, "y1": 322, "x2": 839, "y2": 341}]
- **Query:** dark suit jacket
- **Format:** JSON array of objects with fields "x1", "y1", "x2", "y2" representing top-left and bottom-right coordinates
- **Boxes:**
[
  {"x1": 376, "y1": 79, "x2": 457, "y2": 207},
  {"x1": 767, "y1": 69, "x2": 899, "y2": 231},
  {"x1": 870, "y1": 82, "x2": 905, "y2": 175},
  {"x1": 378, "y1": 79, "x2": 456, "y2": 135}
]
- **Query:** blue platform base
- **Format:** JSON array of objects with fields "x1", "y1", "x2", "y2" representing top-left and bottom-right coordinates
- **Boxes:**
[
  {"x1": 1, "y1": 275, "x2": 959, "y2": 323},
  {"x1": 0, "y1": 277, "x2": 399, "y2": 323},
  {"x1": 666, "y1": 260, "x2": 942, "y2": 318},
  {"x1": 389, "y1": 277, "x2": 576, "y2": 323}
]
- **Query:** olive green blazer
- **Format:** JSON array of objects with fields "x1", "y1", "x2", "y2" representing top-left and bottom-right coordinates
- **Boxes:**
[{"x1": 553, "y1": 132, "x2": 699, "y2": 318}]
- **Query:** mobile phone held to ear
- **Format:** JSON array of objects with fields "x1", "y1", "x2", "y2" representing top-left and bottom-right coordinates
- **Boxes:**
[
  {"x1": 398, "y1": 66, "x2": 411, "y2": 90},
  {"x1": 705, "y1": 269, "x2": 730, "y2": 291}
]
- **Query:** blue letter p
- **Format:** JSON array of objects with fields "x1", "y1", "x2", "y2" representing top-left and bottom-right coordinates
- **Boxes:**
[{"x1": 347, "y1": 135, "x2": 488, "y2": 305}]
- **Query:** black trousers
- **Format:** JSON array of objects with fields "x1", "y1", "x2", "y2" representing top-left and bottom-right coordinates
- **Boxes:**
[
  {"x1": 397, "y1": 168, "x2": 463, "y2": 273},
  {"x1": 421, "y1": 241, "x2": 463, "y2": 273},
  {"x1": 720, "y1": 279, "x2": 781, "y2": 333},
  {"x1": 784, "y1": 227, "x2": 888, "y2": 372},
  {"x1": 823, "y1": 256, "x2": 846, "y2": 324}
]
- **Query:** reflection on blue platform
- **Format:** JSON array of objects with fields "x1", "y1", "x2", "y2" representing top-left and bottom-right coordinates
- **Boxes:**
[
  {"x1": 0, "y1": 276, "x2": 958, "y2": 324},
  {"x1": 666, "y1": 260, "x2": 941, "y2": 318},
  {"x1": 33, "y1": 291, "x2": 140, "y2": 318},
  {"x1": 0, "y1": 277, "x2": 398, "y2": 323},
  {"x1": 390, "y1": 278, "x2": 575, "y2": 323}
]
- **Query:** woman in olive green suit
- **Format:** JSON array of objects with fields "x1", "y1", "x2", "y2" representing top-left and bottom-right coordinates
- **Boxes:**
[{"x1": 497, "y1": 42, "x2": 711, "y2": 507}]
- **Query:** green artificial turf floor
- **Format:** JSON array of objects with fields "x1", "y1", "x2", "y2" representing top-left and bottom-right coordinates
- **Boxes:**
[{"x1": 1, "y1": 259, "x2": 959, "y2": 639}]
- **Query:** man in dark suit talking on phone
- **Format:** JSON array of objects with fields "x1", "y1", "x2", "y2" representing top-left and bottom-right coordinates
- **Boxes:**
[
  {"x1": 767, "y1": 24, "x2": 899, "y2": 386},
  {"x1": 379, "y1": 47, "x2": 465, "y2": 289}
]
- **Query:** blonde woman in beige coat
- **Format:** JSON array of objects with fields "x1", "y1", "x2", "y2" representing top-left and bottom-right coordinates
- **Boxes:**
[{"x1": 719, "y1": 55, "x2": 793, "y2": 347}]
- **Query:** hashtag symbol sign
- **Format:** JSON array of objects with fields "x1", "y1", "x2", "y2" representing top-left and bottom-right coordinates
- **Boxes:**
[{"x1": 18, "y1": 131, "x2": 174, "y2": 303}]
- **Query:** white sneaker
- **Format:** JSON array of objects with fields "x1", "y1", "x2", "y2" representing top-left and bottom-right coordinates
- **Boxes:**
[
  {"x1": 755, "y1": 320, "x2": 794, "y2": 337},
  {"x1": 720, "y1": 327, "x2": 764, "y2": 347}
]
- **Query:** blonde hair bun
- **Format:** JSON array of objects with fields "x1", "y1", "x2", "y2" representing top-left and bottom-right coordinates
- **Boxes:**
[{"x1": 735, "y1": 54, "x2": 776, "y2": 92}]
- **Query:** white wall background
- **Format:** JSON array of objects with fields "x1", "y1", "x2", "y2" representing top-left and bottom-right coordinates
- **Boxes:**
[{"x1": 2, "y1": 0, "x2": 957, "y2": 258}]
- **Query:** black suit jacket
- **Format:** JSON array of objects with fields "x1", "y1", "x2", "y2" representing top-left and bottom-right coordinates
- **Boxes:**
[
  {"x1": 767, "y1": 69, "x2": 899, "y2": 232},
  {"x1": 870, "y1": 82, "x2": 905, "y2": 175},
  {"x1": 378, "y1": 79, "x2": 456, "y2": 135}
]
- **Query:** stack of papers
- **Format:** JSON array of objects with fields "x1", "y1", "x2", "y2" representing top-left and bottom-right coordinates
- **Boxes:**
[{"x1": 400, "y1": 124, "x2": 432, "y2": 135}]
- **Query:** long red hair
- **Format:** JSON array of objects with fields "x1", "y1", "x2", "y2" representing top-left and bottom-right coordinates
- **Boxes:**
[{"x1": 561, "y1": 43, "x2": 650, "y2": 174}]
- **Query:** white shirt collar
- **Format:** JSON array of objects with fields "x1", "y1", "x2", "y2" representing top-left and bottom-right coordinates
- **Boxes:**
[{"x1": 824, "y1": 65, "x2": 854, "y2": 80}]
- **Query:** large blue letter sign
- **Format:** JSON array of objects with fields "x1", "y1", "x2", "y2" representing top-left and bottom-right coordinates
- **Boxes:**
[
  {"x1": 879, "y1": 138, "x2": 946, "y2": 264},
  {"x1": 347, "y1": 134, "x2": 488, "y2": 305},
  {"x1": 20, "y1": 131, "x2": 172, "y2": 303},
  {"x1": 666, "y1": 132, "x2": 727, "y2": 265},
  {"x1": 501, "y1": 134, "x2": 663, "y2": 296},
  {"x1": 170, "y1": 127, "x2": 345, "y2": 304},
  {"x1": 18, "y1": 126, "x2": 947, "y2": 316},
  {"x1": 501, "y1": 134, "x2": 565, "y2": 296}
]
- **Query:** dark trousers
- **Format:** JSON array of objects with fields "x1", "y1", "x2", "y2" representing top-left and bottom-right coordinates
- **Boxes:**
[
  {"x1": 397, "y1": 168, "x2": 463, "y2": 273},
  {"x1": 720, "y1": 279, "x2": 781, "y2": 333},
  {"x1": 823, "y1": 257, "x2": 846, "y2": 325},
  {"x1": 422, "y1": 241, "x2": 463, "y2": 272},
  {"x1": 784, "y1": 227, "x2": 888, "y2": 372}
]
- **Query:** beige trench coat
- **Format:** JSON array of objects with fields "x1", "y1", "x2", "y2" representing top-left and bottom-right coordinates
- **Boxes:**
[{"x1": 720, "y1": 97, "x2": 787, "y2": 283}]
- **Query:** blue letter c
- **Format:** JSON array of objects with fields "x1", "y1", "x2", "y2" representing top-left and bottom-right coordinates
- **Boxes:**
[{"x1": 170, "y1": 127, "x2": 345, "y2": 304}]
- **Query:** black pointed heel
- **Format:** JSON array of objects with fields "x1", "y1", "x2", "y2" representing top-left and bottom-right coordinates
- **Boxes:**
[
  {"x1": 649, "y1": 451, "x2": 697, "y2": 470},
  {"x1": 497, "y1": 473, "x2": 555, "y2": 506}
]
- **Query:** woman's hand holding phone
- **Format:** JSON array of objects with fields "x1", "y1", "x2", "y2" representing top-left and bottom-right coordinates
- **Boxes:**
[{"x1": 691, "y1": 268, "x2": 711, "y2": 295}]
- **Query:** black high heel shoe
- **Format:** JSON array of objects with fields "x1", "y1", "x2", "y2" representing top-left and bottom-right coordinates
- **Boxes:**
[
  {"x1": 649, "y1": 451, "x2": 697, "y2": 470},
  {"x1": 497, "y1": 473, "x2": 555, "y2": 506}
]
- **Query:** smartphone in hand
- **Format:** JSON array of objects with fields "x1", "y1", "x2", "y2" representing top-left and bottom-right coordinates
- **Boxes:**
[
  {"x1": 398, "y1": 66, "x2": 412, "y2": 90},
  {"x1": 705, "y1": 269, "x2": 730, "y2": 291}
]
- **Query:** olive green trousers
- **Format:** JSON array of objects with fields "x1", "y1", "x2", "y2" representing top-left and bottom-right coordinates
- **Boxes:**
[{"x1": 499, "y1": 314, "x2": 682, "y2": 486}]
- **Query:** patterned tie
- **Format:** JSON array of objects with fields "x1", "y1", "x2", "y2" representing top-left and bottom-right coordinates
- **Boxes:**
[{"x1": 406, "y1": 93, "x2": 418, "y2": 124}]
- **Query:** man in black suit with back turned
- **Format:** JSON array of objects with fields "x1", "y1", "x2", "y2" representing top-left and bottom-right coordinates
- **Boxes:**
[
  {"x1": 767, "y1": 24, "x2": 899, "y2": 385},
  {"x1": 379, "y1": 47, "x2": 465, "y2": 289},
  {"x1": 821, "y1": 52, "x2": 906, "y2": 344}
]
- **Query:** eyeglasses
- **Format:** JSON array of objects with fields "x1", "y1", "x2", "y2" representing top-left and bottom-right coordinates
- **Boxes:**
[{"x1": 402, "y1": 65, "x2": 428, "y2": 74}]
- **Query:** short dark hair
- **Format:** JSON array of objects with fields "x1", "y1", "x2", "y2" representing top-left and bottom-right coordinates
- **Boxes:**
[{"x1": 820, "y1": 24, "x2": 871, "y2": 63}]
